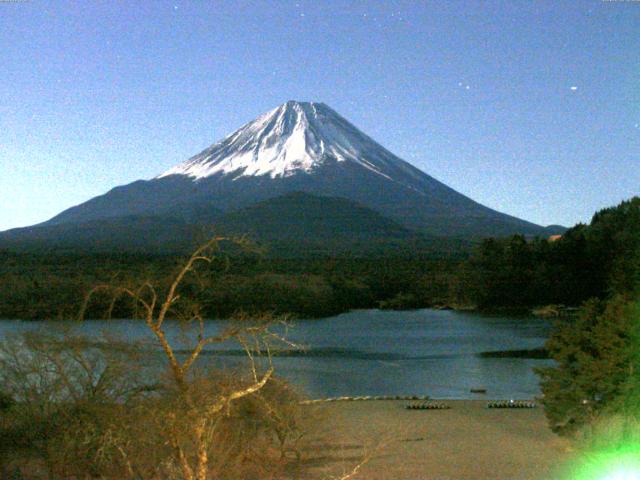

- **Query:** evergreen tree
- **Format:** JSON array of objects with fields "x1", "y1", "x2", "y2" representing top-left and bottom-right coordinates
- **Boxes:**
[{"x1": 537, "y1": 296, "x2": 639, "y2": 435}]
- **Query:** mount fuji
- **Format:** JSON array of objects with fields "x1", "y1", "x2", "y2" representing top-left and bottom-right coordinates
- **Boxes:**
[{"x1": 1, "y1": 101, "x2": 562, "y2": 253}]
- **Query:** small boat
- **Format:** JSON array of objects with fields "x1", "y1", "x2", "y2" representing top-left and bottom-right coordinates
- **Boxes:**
[{"x1": 470, "y1": 388, "x2": 487, "y2": 394}]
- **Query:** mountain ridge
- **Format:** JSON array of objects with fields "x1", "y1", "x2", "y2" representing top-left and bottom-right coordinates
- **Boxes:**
[
  {"x1": 0, "y1": 192, "x2": 457, "y2": 256},
  {"x1": 3, "y1": 101, "x2": 564, "y2": 250}
]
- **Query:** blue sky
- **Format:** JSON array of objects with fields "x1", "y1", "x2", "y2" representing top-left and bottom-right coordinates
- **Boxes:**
[{"x1": 1, "y1": 0, "x2": 638, "y2": 231}]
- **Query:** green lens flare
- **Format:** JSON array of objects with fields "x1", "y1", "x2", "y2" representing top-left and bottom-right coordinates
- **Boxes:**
[{"x1": 567, "y1": 445, "x2": 640, "y2": 480}]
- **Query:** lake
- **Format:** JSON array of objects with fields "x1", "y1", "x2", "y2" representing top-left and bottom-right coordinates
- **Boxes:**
[{"x1": 0, "y1": 309, "x2": 553, "y2": 400}]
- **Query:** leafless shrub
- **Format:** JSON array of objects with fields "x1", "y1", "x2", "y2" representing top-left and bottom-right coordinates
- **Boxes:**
[
  {"x1": 0, "y1": 237, "x2": 379, "y2": 479},
  {"x1": 0, "y1": 331, "x2": 154, "y2": 478}
]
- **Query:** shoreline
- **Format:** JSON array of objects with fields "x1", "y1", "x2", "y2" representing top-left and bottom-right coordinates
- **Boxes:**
[
  {"x1": 299, "y1": 399, "x2": 572, "y2": 480},
  {"x1": 0, "y1": 302, "x2": 577, "y2": 322},
  {"x1": 0, "y1": 304, "x2": 555, "y2": 322},
  {"x1": 301, "y1": 396, "x2": 541, "y2": 403}
]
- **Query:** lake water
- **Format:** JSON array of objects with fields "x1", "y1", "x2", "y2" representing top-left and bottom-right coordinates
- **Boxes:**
[{"x1": 0, "y1": 309, "x2": 553, "y2": 400}]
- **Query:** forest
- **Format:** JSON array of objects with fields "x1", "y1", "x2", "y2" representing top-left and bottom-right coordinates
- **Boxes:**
[
  {"x1": 459, "y1": 196, "x2": 640, "y2": 309},
  {"x1": 0, "y1": 250, "x2": 459, "y2": 320},
  {"x1": 535, "y1": 198, "x2": 640, "y2": 439},
  {"x1": 0, "y1": 198, "x2": 638, "y2": 477},
  {"x1": 0, "y1": 197, "x2": 638, "y2": 321}
]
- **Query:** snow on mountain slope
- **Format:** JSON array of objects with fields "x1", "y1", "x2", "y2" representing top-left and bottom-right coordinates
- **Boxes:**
[
  {"x1": 28, "y1": 100, "x2": 554, "y2": 239},
  {"x1": 157, "y1": 101, "x2": 419, "y2": 184}
]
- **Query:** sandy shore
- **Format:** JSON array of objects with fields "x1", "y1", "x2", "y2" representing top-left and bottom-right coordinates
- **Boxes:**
[{"x1": 294, "y1": 400, "x2": 574, "y2": 480}]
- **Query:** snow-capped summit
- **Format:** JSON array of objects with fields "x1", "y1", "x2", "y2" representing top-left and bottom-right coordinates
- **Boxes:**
[
  {"x1": 29, "y1": 101, "x2": 558, "y2": 239},
  {"x1": 157, "y1": 101, "x2": 413, "y2": 182}
]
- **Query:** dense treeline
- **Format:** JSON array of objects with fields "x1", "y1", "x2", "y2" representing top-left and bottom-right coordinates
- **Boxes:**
[
  {"x1": 2, "y1": 197, "x2": 638, "y2": 321},
  {"x1": 532, "y1": 197, "x2": 640, "y2": 438},
  {"x1": 460, "y1": 197, "x2": 640, "y2": 309},
  {"x1": 459, "y1": 197, "x2": 640, "y2": 441},
  {"x1": 0, "y1": 250, "x2": 460, "y2": 320},
  {"x1": 3, "y1": 197, "x2": 639, "y2": 456}
]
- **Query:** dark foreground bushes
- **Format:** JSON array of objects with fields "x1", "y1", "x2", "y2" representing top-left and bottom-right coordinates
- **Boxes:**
[
  {"x1": 0, "y1": 332, "x2": 307, "y2": 479},
  {"x1": 0, "y1": 238, "x2": 322, "y2": 480}
]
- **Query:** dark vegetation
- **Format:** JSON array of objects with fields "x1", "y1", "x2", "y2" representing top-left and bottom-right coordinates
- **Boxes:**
[
  {"x1": 478, "y1": 348, "x2": 549, "y2": 359},
  {"x1": 0, "y1": 251, "x2": 461, "y2": 320},
  {"x1": 0, "y1": 198, "x2": 640, "y2": 319},
  {"x1": 460, "y1": 197, "x2": 640, "y2": 310},
  {"x1": 533, "y1": 198, "x2": 640, "y2": 439},
  {"x1": 0, "y1": 192, "x2": 473, "y2": 257},
  {"x1": 0, "y1": 239, "x2": 322, "y2": 480},
  {"x1": 2, "y1": 197, "x2": 638, "y2": 321},
  {"x1": 460, "y1": 197, "x2": 640, "y2": 440},
  {"x1": 0, "y1": 194, "x2": 640, "y2": 458},
  {"x1": 538, "y1": 297, "x2": 640, "y2": 436}
]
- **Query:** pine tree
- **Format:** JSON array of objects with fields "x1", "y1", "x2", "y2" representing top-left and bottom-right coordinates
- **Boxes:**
[{"x1": 537, "y1": 296, "x2": 639, "y2": 435}]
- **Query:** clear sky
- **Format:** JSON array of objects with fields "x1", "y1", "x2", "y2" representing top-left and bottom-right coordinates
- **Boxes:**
[{"x1": 1, "y1": 0, "x2": 638, "y2": 231}]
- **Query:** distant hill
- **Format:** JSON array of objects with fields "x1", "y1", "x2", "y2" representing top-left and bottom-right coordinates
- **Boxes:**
[
  {"x1": 0, "y1": 215, "x2": 201, "y2": 254},
  {"x1": 217, "y1": 192, "x2": 412, "y2": 241},
  {"x1": 215, "y1": 192, "x2": 456, "y2": 256},
  {"x1": 0, "y1": 192, "x2": 470, "y2": 256}
]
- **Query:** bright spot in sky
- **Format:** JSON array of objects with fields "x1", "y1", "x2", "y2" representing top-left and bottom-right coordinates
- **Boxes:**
[{"x1": 570, "y1": 86, "x2": 578, "y2": 91}]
